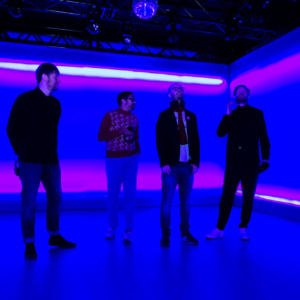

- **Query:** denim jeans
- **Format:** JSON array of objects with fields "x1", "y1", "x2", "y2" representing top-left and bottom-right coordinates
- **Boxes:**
[
  {"x1": 19, "y1": 162, "x2": 62, "y2": 242},
  {"x1": 105, "y1": 155, "x2": 138, "y2": 231},
  {"x1": 160, "y1": 163, "x2": 194, "y2": 236}
]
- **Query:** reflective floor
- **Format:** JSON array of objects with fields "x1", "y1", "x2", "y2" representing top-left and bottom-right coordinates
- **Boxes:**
[{"x1": 0, "y1": 207, "x2": 299, "y2": 300}]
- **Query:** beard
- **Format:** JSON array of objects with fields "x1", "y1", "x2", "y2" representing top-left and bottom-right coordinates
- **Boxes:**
[
  {"x1": 170, "y1": 98, "x2": 185, "y2": 108},
  {"x1": 235, "y1": 96, "x2": 248, "y2": 105},
  {"x1": 48, "y1": 83, "x2": 58, "y2": 92}
]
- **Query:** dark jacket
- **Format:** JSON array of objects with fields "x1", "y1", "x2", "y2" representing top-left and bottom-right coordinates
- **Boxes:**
[
  {"x1": 7, "y1": 87, "x2": 61, "y2": 164},
  {"x1": 156, "y1": 107, "x2": 200, "y2": 167},
  {"x1": 217, "y1": 105, "x2": 270, "y2": 167}
]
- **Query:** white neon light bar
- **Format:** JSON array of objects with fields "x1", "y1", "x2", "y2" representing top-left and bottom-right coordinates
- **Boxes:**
[
  {"x1": 236, "y1": 190, "x2": 300, "y2": 207},
  {"x1": 0, "y1": 61, "x2": 224, "y2": 85}
]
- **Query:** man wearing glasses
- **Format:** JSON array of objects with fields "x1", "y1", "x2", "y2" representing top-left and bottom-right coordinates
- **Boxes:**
[
  {"x1": 98, "y1": 92, "x2": 140, "y2": 245},
  {"x1": 156, "y1": 83, "x2": 200, "y2": 247}
]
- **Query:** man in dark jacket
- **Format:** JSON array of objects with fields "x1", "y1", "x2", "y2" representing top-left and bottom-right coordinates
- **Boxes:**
[
  {"x1": 156, "y1": 83, "x2": 200, "y2": 247},
  {"x1": 7, "y1": 63, "x2": 76, "y2": 260},
  {"x1": 206, "y1": 85, "x2": 270, "y2": 241}
]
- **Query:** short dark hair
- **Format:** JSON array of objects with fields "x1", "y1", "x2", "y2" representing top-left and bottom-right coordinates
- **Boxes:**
[
  {"x1": 36, "y1": 63, "x2": 60, "y2": 84},
  {"x1": 117, "y1": 91, "x2": 133, "y2": 106},
  {"x1": 234, "y1": 84, "x2": 250, "y2": 96}
]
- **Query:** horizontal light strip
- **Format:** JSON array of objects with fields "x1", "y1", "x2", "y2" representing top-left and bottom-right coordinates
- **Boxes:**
[
  {"x1": 236, "y1": 191, "x2": 300, "y2": 207},
  {"x1": 0, "y1": 61, "x2": 224, "y2": 85}
]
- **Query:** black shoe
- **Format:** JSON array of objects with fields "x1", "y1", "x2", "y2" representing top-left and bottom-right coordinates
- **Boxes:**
[
  {"x1": 49, "y1": 235, "x2": 76, "y2": 249},
  {"x1": 123, "y1": 231, "x2": 132, "y2": 245},
  {"x1": 160, "y1": 235, "x2": 170, "y2": 247},
  {"x1": 182, "y1": 232, "x2": 198, "y2": 246},
  {"x1": 25, "y1": 243, "x2": 37, "y2": 260}
]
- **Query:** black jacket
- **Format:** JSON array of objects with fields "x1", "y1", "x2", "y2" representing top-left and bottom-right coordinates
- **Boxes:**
[
  {"x1": 156, "y1": 107, "x2": 200, "y2": 167},
  {"x1": 217, "y1": 105, "x2": 270, "y2": 167},
  {"x1": 7, "y1": 87, "x2": 61, "y2": 164}
]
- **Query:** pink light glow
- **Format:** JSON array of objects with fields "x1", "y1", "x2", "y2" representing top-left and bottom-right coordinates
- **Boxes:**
[
  {"x1": 231, "y1": 52, "x2": 300, "y2": 95},
  {"x1": 0, "y1": 58, "x2": 227, "y2": 95},
  {"x1": 0, "y1": 160, "x2": 224, "y2": 193},
  {"x1": 237, "y1": 184, "x2": 300, "y2": 207},
  {"x1": 1, "y1": 159, "x2": 300, "y2": 207}
]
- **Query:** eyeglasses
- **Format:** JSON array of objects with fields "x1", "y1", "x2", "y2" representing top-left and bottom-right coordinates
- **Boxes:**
[
  {"x1": 126, "y1": 97, "x2": 136, "y2": 102},
  {"x1": 171, "y1": 87, "x2": 184, "y2": 91}
]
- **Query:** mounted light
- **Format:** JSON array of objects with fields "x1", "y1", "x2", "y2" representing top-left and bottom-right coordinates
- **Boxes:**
[
  {"x1": 8, "y1": 0, "x2": 23, "y2": 18},
  {"x1": 132, "y1": 0, "x2": 158, "y2": 20},
  {"x1": 86, "y1": 19, "x2": 101, "y2": 35},
  {"x1": 122, "y1": 34, "x2": 133, "y2": 45},
  {"x1": 121, "y1": 22, "x2": 134, "y2": 45},
  {"x1": 166, "y1": 22, "x2": 181, "y2": 45}
]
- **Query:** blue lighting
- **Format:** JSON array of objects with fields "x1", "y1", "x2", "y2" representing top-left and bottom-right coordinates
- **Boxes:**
[
  {"x1": 0, "y1": 61, "x2": 225, "y2": 85},
  {"x1": 133, "y1": 0, "x2": 158, "y2": 20}
]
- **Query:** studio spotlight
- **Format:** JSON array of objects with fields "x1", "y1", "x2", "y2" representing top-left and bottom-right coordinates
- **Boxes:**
[
  {"x1": 86, "y1": 19, "x2": 101, "y2": 35},
  {"x1": 121, "y1": 22, "x2": 134, "y2": 45},
  {"x1": 122, "y1": 34, "x2": 133, "y2": 45},
  {"x1": 168, "y1": 33, "x2": 179, "y2": 45},
  {"x1": 8, "y1": 0, "x2": 23, "y2": 18},
  {"x1": 166, "y1": 22, "x2": 180, "y2": 45}
]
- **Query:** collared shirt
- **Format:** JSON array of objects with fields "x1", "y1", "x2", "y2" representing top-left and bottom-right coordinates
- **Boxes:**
[{"x1": 174, "y1": 111, "x2": 190, "y2": 162}]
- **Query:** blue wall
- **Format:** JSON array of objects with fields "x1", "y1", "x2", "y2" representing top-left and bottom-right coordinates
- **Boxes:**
[
  {"x1": 1, "y1": 27, "x2": 300, "y2": 212},
  {"x1": 230, "y1": 28, "x2": 300, "y2": 191},
  {"x1": 0, "y1": 42, "x2": 229, "y2": 179}
]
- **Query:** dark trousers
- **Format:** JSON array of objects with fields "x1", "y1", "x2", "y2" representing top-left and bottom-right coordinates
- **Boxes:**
[
  {"x1": 160, "y1": 163, "x2": 194, "y2": 236},
  {"x1": 19, "y1": 162, "x2": 62, "y2": 242},
  {"x1": 217, "y1": 164, "x2": 258, "y2": 230}
]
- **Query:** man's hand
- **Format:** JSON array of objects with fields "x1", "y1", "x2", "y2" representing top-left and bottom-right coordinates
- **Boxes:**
[
  {"x1": 162, "y1": 165, "x2": 172, "y2": 175},
  {"x1": 191, "y1": 164, "x2": 198, "y2": 174},
  {"x1": 226, "y1": 101, "x2": 234, "y2": 115},
  {"x1": 120, "y1": 128, "x2": 134, "y2": 136},
  {"x1": 258, "y1": 161, "x2": 270, "y2": 173}
]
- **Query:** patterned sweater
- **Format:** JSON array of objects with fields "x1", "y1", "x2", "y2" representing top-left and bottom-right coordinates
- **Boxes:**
[{"x1": 98, "y1": 108, "x2": 140, "y2": 158}]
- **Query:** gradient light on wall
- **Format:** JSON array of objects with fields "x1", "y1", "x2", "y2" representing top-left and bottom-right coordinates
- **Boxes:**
[
  {"x1": 230, "y1": 52, "x2": 300, "y2": 95},
  {"x1": 1, "y1": 36, "x2": 300, "y2": 209},
  {"x1": 0, "y1": 56, "x2": 228, "y2": 195},
  {"x1": 231, "y1": 28, "x2": 300, "y2": 207}
]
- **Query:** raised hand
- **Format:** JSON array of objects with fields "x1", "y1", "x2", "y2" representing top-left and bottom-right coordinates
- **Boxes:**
[
  {"x1": 162, "y1": 165, "x2": 172, "y2": 175},
  {"x1": 226, "y1": 101, "x2": 234, "y2": 115}
]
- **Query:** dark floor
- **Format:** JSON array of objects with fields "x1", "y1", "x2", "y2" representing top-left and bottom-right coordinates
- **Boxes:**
[{"x1": 0, "y1": 207, "x2": 299, "y2": 300}]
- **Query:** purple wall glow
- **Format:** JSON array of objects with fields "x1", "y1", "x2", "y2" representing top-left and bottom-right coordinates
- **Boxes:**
[
  {"x1": 231, "y1": 28, "x2": 300, "y2": 206},
  {"x1": 230, "y1": 51, "x2": 300, "y2": 96},
  {"x1": 0, "y1": 42, "x2": 229, "y2": 200},
  {"x1": 1, "y1": 27, "x2": 300, "y2": 209}
]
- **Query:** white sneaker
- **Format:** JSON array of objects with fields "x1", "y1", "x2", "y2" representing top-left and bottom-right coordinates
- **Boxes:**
[
  {"x1": 123, "y1": 231, "x2": 132, "y2": 245},
  {"x1": 239, "y1": 228, "x2": 250, "y2": 241},
  {"x1": 206, "y1": 228, "x2": 224, "y2": 240},
  {"x1": 105, "y1": 228, "x2": 115, "y2": 240}
]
